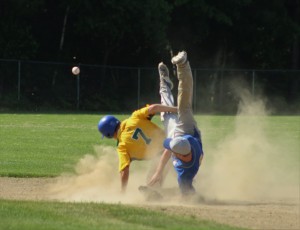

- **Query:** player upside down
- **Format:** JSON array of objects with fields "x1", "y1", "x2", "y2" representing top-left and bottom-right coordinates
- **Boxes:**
[{"x1": 148, "y1": 51, "x2": 204, "y2": 196}]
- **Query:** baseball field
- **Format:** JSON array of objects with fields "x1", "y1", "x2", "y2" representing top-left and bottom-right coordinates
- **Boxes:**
[{"x1": 0, "y1": 107, "x2": 299, "y2": 229}]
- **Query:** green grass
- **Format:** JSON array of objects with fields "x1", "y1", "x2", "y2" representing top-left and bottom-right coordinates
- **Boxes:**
[
  {"x1": 0, "y1": 113, "x2": 299, "y2": 230},
  {"x1": 0, "y1": 113, "x2": 299, "y2": 176},
  {"x1": 0, "y1": 113, "x2": 123, "y2": 177},
  {"x1": 0, "y1": 200, "x2": 246, "y2": 230}
]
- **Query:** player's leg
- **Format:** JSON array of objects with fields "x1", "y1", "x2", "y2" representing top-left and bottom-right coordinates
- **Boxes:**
[
  {"x1": 178, "y1": 178, "x2": 196, "y2": 196},
  {"x1": 146, "y1": 62, "x2": 176, "y2": 187},
  {"x1": 158, "y1": 62, "x2": 177, "y2": 138},
  {"x1": 172, "y1": 51, "x2": 200, "y2": 138}
]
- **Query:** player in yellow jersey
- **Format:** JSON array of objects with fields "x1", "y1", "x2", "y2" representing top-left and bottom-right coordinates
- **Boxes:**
[{"x1": 98, "y1": 63, "x2": 177, "y2": 193}]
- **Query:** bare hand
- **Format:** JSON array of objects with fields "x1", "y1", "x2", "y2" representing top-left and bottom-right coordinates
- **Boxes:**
[{"x1": 147, "y1": 172, "x2": 163, "y2": 187}]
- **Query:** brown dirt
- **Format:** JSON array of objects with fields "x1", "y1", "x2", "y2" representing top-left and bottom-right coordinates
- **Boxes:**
[{"x1": 0, "y1": 177, "x2": 299, "y2": 230}]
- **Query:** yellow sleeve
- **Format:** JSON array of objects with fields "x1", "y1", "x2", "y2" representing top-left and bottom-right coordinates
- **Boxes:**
[
  {"x1": 117, "y1": 143, "x2": 131, "y2": 171},
  {"x1": 132, "y1": 106, "x2": 150, "y2": 120}
]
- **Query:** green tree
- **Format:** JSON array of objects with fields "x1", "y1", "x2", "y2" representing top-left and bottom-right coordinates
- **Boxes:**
[
  {"x1": 168, "y1": 0, "x2": 299, "y2": 69},
  {"x1": 58, "y1": 0, "x2": 172, "y2": 65},
  {"x1": 0, "y1": 0, "x2": 43, "y2": 59}
]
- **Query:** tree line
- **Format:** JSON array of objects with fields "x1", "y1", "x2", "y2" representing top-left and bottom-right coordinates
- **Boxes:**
[
  {"x1": 0, "y1": 0, "x2": 299, "y2": 69},
  {"x1": 0, "y1": 0, "x2": 299, "y2": 112}
]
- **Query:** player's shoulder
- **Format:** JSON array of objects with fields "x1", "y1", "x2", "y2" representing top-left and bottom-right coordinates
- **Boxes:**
[
  {"x1": 119, "y1": 119, "x2": 128, "y2": 130},
  {"x1": 131, "y1": 106, "x2": 149, "y2": 118},
  {"x1": 185, "y1": 135, "x2": 201, "y2": 148},
  {"x1": 183, "y1": 134, "x2": 195, "y2": 142}
]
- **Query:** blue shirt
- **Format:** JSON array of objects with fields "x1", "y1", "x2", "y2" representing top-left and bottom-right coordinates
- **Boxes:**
[{"x1": 172, "y1": 135, "x2": 203, "y2": 195}]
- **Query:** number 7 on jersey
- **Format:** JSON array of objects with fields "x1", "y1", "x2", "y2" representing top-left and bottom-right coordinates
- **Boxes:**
[{"x1": 132, "y1": 128, "x2": 152, "y2": 144}]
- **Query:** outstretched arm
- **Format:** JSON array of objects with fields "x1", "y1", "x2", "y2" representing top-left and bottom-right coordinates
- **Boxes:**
[
  {"x1": 148, "y1": 104, "x2": 177, "y2": 115},
  {"x1": 120, "y1": 166, "x2": 129, "y2": 193},
  {"x1": 147, "y1": 149, "x2": 172, "y2": 186}
]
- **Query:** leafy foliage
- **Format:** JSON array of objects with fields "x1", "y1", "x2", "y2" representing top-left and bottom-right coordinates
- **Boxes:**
[
  {"x1": 0, "y1": 0, "x2": 299, "y2": 112},
  {"x1": 0, "y1": 0, "x2": 298, "y2": 68}
]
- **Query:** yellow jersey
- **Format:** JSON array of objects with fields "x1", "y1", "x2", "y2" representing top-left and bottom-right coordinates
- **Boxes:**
[{"x1": 116, "y1": 106, "x2": 165, "y2": 171}]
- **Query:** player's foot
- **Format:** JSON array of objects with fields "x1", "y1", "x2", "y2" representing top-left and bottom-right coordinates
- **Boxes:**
[
  {"x1": 171, "y1": 51, "x2": 187, "y2": 65},
  {"x1": 158, "y1": 62, "x2": 173, "y2": 90}
]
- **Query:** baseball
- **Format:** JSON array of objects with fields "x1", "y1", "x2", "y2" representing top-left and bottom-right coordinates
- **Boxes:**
[{"x1": 72, "y1": 66, "x2": 80, "y2": 75}]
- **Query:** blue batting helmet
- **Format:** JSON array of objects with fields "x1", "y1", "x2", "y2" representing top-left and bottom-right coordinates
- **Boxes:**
[{"x1": 98, "y1": 115, "x2": 120, "y2": 138}]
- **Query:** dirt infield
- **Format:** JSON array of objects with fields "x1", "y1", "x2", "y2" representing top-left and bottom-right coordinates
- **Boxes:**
[{"x1": 0, "y1": 177, "x2": 299, "y2": 230}]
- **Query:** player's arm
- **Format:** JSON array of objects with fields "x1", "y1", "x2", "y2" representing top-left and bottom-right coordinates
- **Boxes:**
[
  {"x1": 117, "y1": 146, "x2": 131, "y2": 193},
  {"x1": 148, "y1": 104, "x2": 177, "y2": 115},
  {"x1": 147, "y1": 149, "x2": 172, "y2": 186},
  {"x1": 120, "y1": 166, "x2": 129, "y2": 193}
]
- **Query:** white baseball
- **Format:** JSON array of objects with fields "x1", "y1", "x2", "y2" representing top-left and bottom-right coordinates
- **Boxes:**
[{"x1": 72, "y1": 66, "x2": 80, "y2": 75}]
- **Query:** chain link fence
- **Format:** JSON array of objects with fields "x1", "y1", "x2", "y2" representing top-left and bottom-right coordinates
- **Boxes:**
[{"x1": 0, "y1": 59, "x2": 299, "y2": 114}]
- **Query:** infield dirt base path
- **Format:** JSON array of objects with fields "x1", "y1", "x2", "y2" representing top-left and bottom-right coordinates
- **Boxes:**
[{"x1": 0, "y1": 177, "x2": 299, "y2": 230}]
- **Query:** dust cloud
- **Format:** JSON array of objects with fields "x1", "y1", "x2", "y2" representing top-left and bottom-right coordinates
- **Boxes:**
[
  {"x1": 49, "y1": 85, "x2": 298, "y2": 205},
  {"x1": 197, "y1": 86, "x2": 299, "y2": 203},
  {"x1": 48, "y1": 145, "x2": 169, "y2": 203}
]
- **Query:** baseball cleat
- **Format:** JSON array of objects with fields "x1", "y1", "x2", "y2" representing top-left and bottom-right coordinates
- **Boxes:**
[
  {"x1": 158, "y1": 62, "x2": 173, "y2": 90},
  {"x1": 171, "y1": 51, "x2": 187, "y2": 65}
]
